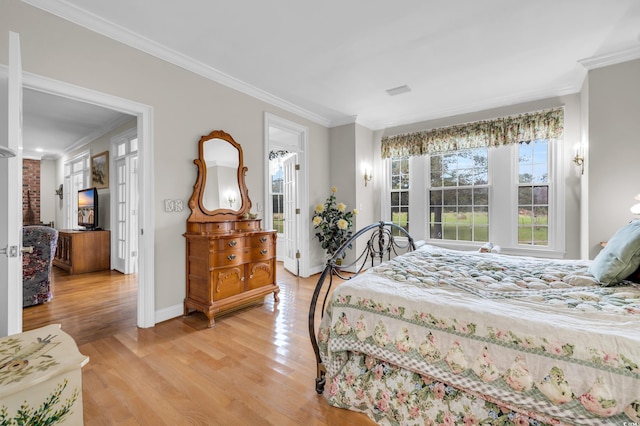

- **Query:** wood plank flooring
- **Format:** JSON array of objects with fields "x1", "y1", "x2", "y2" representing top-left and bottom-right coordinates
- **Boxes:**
[{"x1": 22, "y1": 265, "x2": 374, "y2": 425}]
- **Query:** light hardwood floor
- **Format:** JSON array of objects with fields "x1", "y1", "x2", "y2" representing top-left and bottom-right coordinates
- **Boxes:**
[{"x1": 22, "y1": 264, "x2": 374, "y2": 425}]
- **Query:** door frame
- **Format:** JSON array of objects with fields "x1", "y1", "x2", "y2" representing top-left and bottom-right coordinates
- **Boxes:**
[
  {"x1": 21, "y1": 70, "x2": 156, "y2": 328},
  {"x1": 264, "y1": 113, "x2": 310, "y2": 277}
]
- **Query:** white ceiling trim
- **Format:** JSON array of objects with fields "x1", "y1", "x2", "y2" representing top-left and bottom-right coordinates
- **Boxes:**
[
  {"x1": 21, "y1": 0, "x2": 332, "y2": 128},
  {"x1": 578, "y1": 45, "x2": 640, "y2": 71},
  {"x1": 62, "y1": 114, "x2": 133, "y2": 157}
]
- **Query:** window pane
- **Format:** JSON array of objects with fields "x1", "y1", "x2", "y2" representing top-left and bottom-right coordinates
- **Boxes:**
[
  {"x1": 517, "y1": 140, "x2": 549, "y2": 246},
  {"x1": 518, "y1": 187, "x2": 532, "y2": 205},
  {"x1": 430, "y1": 190, "x2": 442, "y2": 205},
  {"x1": 390, "y1": 157, "x2": 410, "y2": 235},
  {"x1": 428, "y1": 148, "x2": 489, "y2": 243},
  {"x1": 474, "y1": 188, "x2": 488, "y2": 205}
]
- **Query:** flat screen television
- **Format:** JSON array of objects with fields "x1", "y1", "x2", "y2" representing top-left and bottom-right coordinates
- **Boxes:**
[{"x1": 77, "y1": 187, "x2": 98, "y2": 230}]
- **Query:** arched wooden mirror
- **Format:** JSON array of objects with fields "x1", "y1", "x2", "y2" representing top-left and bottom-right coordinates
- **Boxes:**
[{"x1": 187, "y1": 130, "x2": 251, "y2": 224}]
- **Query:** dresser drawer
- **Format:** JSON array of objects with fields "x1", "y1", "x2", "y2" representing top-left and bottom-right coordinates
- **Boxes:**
[
  {"x1": 248, "y1": 245, "x2": 274, "y2": 260},
  {"x1": 210, "y1": 237, "x2": 246, "y2": 251},
  {"x1": 211, "y1": 248, "x2": 247, "y2": 267},
  {"x1": 247, "y1": 233, "x2": 274, "y2": 248}
]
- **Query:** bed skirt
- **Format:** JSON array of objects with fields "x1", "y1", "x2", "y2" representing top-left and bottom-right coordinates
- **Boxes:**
[{"x1": 327, "y1": 352, "x2": 565, "y2": 426}]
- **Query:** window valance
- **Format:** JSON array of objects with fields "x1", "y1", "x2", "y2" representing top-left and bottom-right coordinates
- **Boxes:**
[{"x1": 381, "y1": 107, "x2": 563, "y2": 159}]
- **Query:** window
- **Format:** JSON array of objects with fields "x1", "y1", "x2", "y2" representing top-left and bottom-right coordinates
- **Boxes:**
[
  {"x1": 386, "y1": 139, "x2": 558, "y2": 254},
  {"x1": 63, "y1": 152, "x2": 91, "y2": 229},
  {"x1": 390, "y1": 157, "x2": 410, "y2": 235},
  {"x1": 517, "y1": 140, "x2": 549, "y2": 246},
  {"x1": 429, "y1": 148, "x2": 489, "y2": 242}
]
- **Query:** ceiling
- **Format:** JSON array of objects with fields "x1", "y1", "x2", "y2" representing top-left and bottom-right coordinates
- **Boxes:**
[{"x1": 21, "y1": 0, "x2": 640, "y2": 159}]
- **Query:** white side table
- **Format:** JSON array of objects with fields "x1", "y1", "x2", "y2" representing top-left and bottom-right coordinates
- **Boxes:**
[{"x1": 0, "y1": 324, "x2": 89, "y2": 424}]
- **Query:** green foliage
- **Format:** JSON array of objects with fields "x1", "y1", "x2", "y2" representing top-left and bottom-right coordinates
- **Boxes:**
[
  {"x1": 0, "y1": 380, "x2": 78, "y2": 426},
  {"x1": 312, "y1": 187, "x2": 356, "y2": 258}
]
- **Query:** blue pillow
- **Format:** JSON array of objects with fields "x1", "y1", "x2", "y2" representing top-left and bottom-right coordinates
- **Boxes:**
[{"x1": 589, "y1": 220, "x2": 640, "y2": 285}]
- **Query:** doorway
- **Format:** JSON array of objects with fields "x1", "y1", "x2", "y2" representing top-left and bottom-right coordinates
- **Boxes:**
[
  {"x1": 21, "y1": 72, "x2": 154, "y2": 329},
  {"x1": 264, "y1": 113, "x2": 310, "y2": 277}
]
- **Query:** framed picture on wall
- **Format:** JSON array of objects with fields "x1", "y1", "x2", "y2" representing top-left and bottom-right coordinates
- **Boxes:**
[{"x1": 91, "y1": 151, "x2": 109, "y2": 189}]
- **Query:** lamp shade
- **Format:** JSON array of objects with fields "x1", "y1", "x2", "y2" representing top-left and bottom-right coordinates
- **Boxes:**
[{"x1": 631, "y1": 203, "x2": 640, "y2": 215}]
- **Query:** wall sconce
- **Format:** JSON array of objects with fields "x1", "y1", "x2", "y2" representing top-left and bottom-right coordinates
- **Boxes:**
[
  {"x1": 55, "y1": 184, "x2": 63, "y2": 200},
  {"x1": 363, "y1": 169, "x2": 372, "y2": 187},
  {"x1": 227, "y1": 193, "x2": 236, "y2": 208},
  {"x1": 573, "y1": 144, "x2": 585, "y2": 175}
]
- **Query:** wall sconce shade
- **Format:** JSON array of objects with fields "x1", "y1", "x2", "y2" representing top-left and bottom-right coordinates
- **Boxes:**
[{"x1": 631, "y1": 203, "x2": 640, "y2": 215}]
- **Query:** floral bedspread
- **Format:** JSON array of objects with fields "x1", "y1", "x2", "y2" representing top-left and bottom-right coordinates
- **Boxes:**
[{"x1": 318, "y1": 245, "x2": 640, "y2": 425}]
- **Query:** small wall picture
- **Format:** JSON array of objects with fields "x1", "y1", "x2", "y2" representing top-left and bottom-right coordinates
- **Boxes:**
[{"x1": 91, "y1": 151, "x2": 109, "y2": 189}]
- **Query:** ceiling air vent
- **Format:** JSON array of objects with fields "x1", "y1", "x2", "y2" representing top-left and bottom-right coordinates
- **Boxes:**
[{"x1": 386, "y1": 85, "x2": 411, "y2": 96}]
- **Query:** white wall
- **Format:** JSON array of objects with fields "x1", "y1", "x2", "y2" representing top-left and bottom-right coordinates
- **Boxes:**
[
  {"x1": 1, "y1": 0, "x2": 331, "y2": 315},
  {"x1": 39, "y1": 159, "x2": 56, "y2": 224},
  {"x1": 587, "y1": 59, "x2": 640, "y2": 258}
]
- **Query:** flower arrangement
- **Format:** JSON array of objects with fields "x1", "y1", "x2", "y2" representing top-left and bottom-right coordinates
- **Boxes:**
[{"x1": 312, "y1": 186, "x2": 358, "y2": 258}]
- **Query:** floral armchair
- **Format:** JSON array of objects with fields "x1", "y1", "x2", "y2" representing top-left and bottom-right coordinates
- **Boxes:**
[{"x1": 23, "y1": 225, "x2": 59, "y2": 307}]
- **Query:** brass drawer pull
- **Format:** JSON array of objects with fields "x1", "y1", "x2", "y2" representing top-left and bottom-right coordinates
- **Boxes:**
[
  {"x1": 228, "y1": 240, "x2": 237, "y2": 247},
  {"x1": 259, "y1": 237, "x2": 267, "y2": 243},
  {"x1": 260, "y1": 249, "x2": 268, "y2": 255},
  {"x1": 227, "y1": 254, "x2": 236, "y2": 261}
]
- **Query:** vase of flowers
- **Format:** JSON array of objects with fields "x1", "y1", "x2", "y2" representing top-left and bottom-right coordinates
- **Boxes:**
[{"x1": 312, "y1": 186, "x2": 358, "y2": 259}]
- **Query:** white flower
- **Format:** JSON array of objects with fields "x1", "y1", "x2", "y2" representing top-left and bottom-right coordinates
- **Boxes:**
[
  {"x1": 337, "y1": 202, "x2": 346, "y2": 212},
  {"x1": 337, "y1": 219, "x2": 349, "y2": 230},
  {"x1": 315, "y1": 203, "x2": 325, "y2": 214},
  {"x1": 312, "y1": 216, "x2": 322, "y2": 226},
  {"x1": 352, "y1": 209, "x2": 359, "y2": 215},
  {"x1": 331, "y1": 186, "x2": 337, "y2": 193}
]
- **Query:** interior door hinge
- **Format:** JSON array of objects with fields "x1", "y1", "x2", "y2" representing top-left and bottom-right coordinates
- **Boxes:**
[
  {"x1": 295, "y1": 164, "x2": 300, "y2": 171},
  {"x1": 295, "y1": 208, "x2": 300, "y2": 214},
  {"x1": 295, "y1": 250, "x2": 301, "y2": 259}
]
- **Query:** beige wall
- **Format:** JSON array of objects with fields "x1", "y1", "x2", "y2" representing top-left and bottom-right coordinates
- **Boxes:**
[
  {"x1": 1, "y1": 0, "x2": 331, "y2": 315},
  {"x1": 587, "y1": 59, "x2": 640, "y2": 258}
]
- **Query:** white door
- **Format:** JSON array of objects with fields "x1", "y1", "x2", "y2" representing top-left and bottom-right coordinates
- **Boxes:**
[
  {"x1": 0, "y1": 32, "x2": 23, "y2": 336},
  {"x1": 113, "y1": 154, "x2": 138, "y2": 274},
  {"x1": 282, "y1": 154, "x2": 298, "y2": 274}
]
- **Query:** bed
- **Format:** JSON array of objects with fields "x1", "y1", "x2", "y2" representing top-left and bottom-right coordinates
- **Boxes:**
[{"x1": 309, "y1": 221, "x2": 640, "y2": 425}]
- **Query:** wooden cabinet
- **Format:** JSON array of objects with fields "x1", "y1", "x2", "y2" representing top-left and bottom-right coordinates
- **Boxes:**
[
  {"x1": 53, "y1": 229, "x2": 110, "y2": 274},
  {"x1": 184, "y1": 220, "x2": 278, "y2": 327}
]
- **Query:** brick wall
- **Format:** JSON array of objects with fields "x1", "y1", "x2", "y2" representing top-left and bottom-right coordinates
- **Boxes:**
[{"x1": 23, "y1": 159, "x2": 40, "y2": 224}]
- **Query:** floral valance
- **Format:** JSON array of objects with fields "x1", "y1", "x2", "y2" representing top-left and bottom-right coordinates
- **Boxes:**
[{"x1": 381, "y1": 108, "x2": 563, "y2": 159}]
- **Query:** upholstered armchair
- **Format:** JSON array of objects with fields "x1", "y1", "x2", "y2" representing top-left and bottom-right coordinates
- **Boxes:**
[{"x1": 22, "y1": 225, "x2": 59, "y2": 307}]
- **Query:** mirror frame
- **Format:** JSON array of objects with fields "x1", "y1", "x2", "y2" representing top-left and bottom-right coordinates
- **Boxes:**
[{"x1": 187, "y1": 130, "x2": 251, "y2": 223}]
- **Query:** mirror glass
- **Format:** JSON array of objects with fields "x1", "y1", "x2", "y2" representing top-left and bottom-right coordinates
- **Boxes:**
[{"x1": 202, "y1": 138, "x2": 241, "y2": 212}]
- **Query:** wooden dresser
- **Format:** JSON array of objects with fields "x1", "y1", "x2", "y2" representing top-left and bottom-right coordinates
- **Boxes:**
[
  {"x1": 184, "y1": 220, "x2": 278, "y2": 327},
  {"x1": 183, "y1": 130, "x2": 279, "y2": 327},
  {"x1": 53, "y1": 229, "x2": 110, "y2": 274}
]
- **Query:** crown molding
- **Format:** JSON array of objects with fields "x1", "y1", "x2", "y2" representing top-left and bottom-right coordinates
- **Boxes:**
[
  {"x1": 21, "y1": 0, "x2": 332, "y2": 128},
  {"x1": 578, "y1": 44, "x2": 640, "y2": 70}
]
